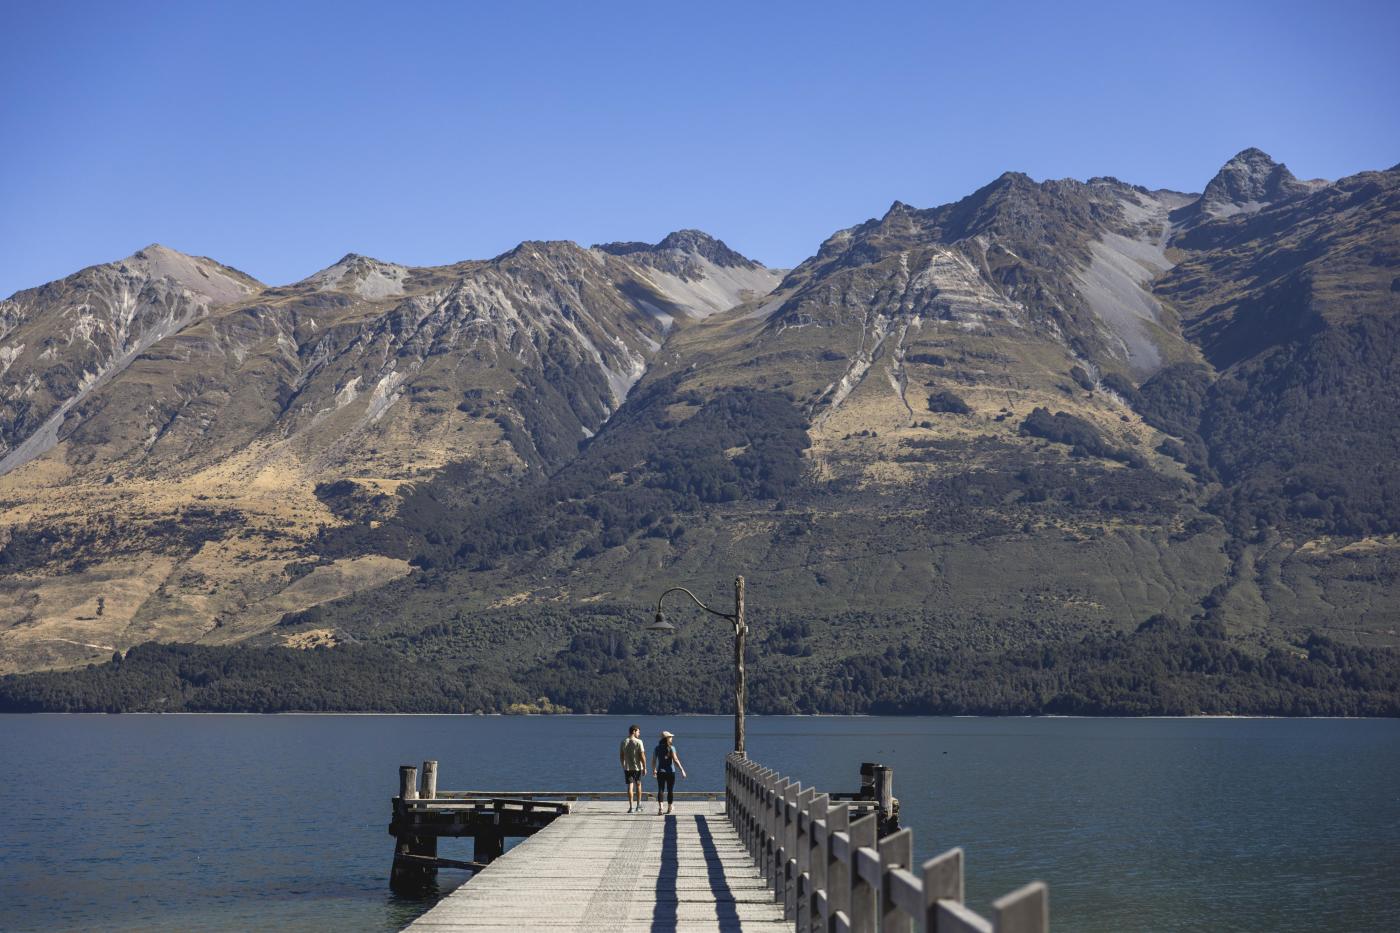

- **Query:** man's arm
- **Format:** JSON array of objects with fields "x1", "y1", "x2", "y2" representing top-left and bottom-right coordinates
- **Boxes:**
[{"x1": 620, "y1": 739, "x2": 627, "y2": 767}]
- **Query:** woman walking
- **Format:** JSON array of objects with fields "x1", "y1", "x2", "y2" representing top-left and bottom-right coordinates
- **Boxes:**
[{"x1": 652, "y1": 730, "x2": 687, "y2": 815}]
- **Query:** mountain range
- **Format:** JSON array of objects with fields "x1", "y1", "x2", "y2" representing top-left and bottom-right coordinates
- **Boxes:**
[{"x1": 1, "y1": 148, "x2": 1397, "y2": 714}]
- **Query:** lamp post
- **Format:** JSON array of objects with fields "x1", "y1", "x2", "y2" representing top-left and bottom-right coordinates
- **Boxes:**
[{"x1": 647, "y1": 575, "x2": 747, "y2": 756}]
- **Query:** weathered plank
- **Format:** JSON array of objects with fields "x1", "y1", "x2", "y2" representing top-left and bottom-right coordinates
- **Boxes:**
[{"x1": 406, "y1": 801, "x2": 787, "y2": 931}]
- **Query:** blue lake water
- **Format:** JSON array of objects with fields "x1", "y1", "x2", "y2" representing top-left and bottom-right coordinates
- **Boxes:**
[{"x1": 0, "y1": 714, "x2": 1396, "y2": 931}]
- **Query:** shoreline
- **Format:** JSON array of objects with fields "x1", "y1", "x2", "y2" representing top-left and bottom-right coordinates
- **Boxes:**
[{"x1": 3, "y1": 711, "x2": 1395, "y2": 720}]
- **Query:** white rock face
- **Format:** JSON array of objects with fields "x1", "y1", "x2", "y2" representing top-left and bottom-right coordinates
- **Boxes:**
[
  {"x1": 1075, "y1": 232, "x2": 1172, "y2": 377},
  {"x1": 0, "y1": 230, "x2": 781, "y2": 483},
  {"x1": 301, "y1": 254, "x2": 410, "y2": 299},
  {"x1": 0, "y1": 245, "x2": 262, "y2": 474},
  {"x1": 634, "y1": 255, "x2": 781, "y2": 319}
]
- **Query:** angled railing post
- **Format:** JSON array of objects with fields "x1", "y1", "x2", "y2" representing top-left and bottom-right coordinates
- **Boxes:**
[
  {"x1": 795, "y1": 787, "x2": 816, "y2": 928},
  {"x1": 763, "y1": 773, "x2": 779, "y2": 884},
  {"x1": 784, "y1": 782, "x2": 801, "y2": 918},
  {"x1": 847, "y1": 812, "x2": 878, "y2": 933},
  {"x1": 744, "y1": 764, "x2": 757, "y2": 855},
  {"x1": 754, "y1": 766, "x2": 767, "y2": 860},
  {"x1": 807, "y1": 793, "x2": 829, "y2": 933},
  {"x1": 824, "y1": 803, "x2": 851, "y2": 931},
  {"x1": 767, "y1": 777, "x2": 782, "y2": 889},
  {"x1": 878, "y1": 828, "x2": 914, "y2": 933},
  {"x1": 774, "y1": 778, "x2": 794, "y2": 898},
  {"x1": 935, "y1": 901, "x2": 994, "y2": 933},
  {"x1": 992, "y1": 882, "x2": 1048, "y2": 933}
]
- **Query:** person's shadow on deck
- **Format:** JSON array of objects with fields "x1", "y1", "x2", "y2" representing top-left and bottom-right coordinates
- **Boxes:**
[{"x1": 651, "y1": 815, "x2": 743, "y2": 932}]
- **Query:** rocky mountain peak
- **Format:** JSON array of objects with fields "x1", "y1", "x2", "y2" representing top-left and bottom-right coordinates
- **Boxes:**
[
  {"x1": 1184, "y1": 148, "x2": 1312, "y2": 221},
  {"x1": 301, "y1": 252, "x2": 409, "y2": 300},
  {"x1": 108, "y1": 243, "x2": 263, "y2": 305},
  {"x1": 596, "y1": 229, "x2": 761, "y2": 270},
  {"x1": 881, "y1": 200, "x2": 917, "y2": 222}
]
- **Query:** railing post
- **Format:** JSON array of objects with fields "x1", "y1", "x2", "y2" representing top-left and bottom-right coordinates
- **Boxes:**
[
  {"x1": 879, "y1": 828, "x2": 914, "y2": 933},
  {"x1": 923, "y1": 848, "x2": 966, "y2": 930},
  {"x1": 795, "y1": 787, "x2": 816, "y2": 928},
  {"x1": 808, "y1": 793, "x2": 829, "y2": 933},
  {"x1": 768, "y1": 776, "x2": 787, "y2": 886},
  {"x1": 825, "y1": 803, "x2": 850, "y2": 931},
  {"x1": 992, "y1": 882, "x2": 1048, "y2": 933},
  {"x1": 848, "y1": 812, "x2": 878, "y2": 933},
  {"x1": 726, "y1": 756, "x2": 735, "y2": 824},
  {"x1": 762, "y1": 769, "x2": 777, "y2": 865},
  {"x1": 744, "y1": 760, "x2": 755, "y2": 844},
  {"x1": 753, "y1": 765, "x2": 767, "y2": 858},
  {"x1": 777, "y1": 779, "x2": 793, "y2": 896},
  {"x1": 784, "y1": 782, "x2": 800, "y2": 919}
]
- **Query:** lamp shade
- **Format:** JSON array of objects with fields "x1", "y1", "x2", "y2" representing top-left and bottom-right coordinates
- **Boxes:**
[{"x1": 646, "y1": 611, "x2": 675, "y2": 633}]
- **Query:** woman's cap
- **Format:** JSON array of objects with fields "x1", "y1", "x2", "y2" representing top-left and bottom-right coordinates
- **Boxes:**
[{"x1": 661, "y1": 730, "x2": 674, "y2": 738}]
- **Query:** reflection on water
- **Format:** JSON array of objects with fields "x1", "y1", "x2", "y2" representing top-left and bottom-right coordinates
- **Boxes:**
[{"x1": 0, "y1": 714, "x2": 1396, "y2": 932}]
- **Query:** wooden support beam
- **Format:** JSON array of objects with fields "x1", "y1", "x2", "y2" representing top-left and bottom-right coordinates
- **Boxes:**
[
  {"x1": 393, "y1": 852, "x2": 487, "y2": 872},
  {"x1": 936, "y1": 900, "x2": 994, "y2": 933},
  {"x1": 434, "y1": 789, "x2": 722, "y2": 800}
]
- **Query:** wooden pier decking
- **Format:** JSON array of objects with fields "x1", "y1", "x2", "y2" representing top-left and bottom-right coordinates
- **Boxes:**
[
  {"x1": 406, "y1": 801, "x2": 788, "y2": 932},
  {"x1": 389, "y1": 757, "x2": 1047, "y2": 932}
]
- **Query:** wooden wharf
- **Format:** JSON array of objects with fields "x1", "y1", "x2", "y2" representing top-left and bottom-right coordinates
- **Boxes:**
[{"x1": 390, "y1": 756, "x2": 1048, "y2": 932}]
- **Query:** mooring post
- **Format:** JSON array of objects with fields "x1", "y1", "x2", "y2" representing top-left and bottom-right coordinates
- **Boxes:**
[
  {"x1": 391, "y1": 764, "x2": 436, "y2": 893},
  {"x1": 421, "y1": 760, "x2": 438, "y2": 800},
  {"x1": 874, "y1": 765, "x2": 898, "y2": 834}
]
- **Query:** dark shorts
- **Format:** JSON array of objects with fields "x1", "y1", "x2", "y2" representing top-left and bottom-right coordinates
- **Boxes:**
[{"x1": 624, "y1": 769, "x2": 642, "y2": 784}]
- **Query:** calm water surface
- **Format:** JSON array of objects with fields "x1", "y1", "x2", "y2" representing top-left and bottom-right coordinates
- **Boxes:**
[{"x1": 0, "y1": 715, "x2": 1396, "y2": 932}]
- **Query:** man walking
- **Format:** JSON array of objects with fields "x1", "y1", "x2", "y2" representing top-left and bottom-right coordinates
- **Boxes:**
[{"x1": 620, "y1": 724, "x2": 647, "y2": 813}]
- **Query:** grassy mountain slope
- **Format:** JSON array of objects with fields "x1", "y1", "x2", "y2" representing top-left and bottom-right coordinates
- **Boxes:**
[{"x1": 0, "y1": 234, "x2": 778, "y2": 673}]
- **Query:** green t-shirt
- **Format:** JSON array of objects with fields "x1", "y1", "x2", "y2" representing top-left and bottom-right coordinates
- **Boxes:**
[{"x1": 620, "y1": 735, "x2": 645, "y2": 771}]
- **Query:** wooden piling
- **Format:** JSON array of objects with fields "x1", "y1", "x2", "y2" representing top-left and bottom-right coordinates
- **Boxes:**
[
  {"x1": 391, "y1": 764, "x2": 435, "y2": 893},
  {"x1": 420, "y1": 760, "x2": 438, "y2": 800},
  {"x1": 475, "y1": 825, "x2": 505, "y2": 863}
]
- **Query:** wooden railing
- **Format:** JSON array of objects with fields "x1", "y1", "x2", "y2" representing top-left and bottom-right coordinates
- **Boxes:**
[{"x1": 725, "y1": 753, "x2": 1048, "y2": 933}]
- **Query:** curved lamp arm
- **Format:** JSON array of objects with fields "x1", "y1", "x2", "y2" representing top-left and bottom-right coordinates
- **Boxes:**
[{"x1": 655, "y1": 586, "x2": 739, "y2": 627}]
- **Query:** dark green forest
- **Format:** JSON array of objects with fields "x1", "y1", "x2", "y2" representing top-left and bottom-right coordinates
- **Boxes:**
[
  {"x1": 315, "y1": 378, "x2": 810, "y2": 572},
  {"x1": 3, "y1": 616, "x2": 1395, "y2": 717}
]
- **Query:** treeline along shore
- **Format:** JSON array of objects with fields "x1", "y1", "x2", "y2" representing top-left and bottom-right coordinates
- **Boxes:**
[{"x1": 2, "y1": 608, "x2": 1396, "y2": 716}]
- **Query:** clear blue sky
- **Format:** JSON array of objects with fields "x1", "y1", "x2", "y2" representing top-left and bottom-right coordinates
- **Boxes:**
[{"x1": 2, "y1": 0, "x2": 1398, "y2": 296}]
